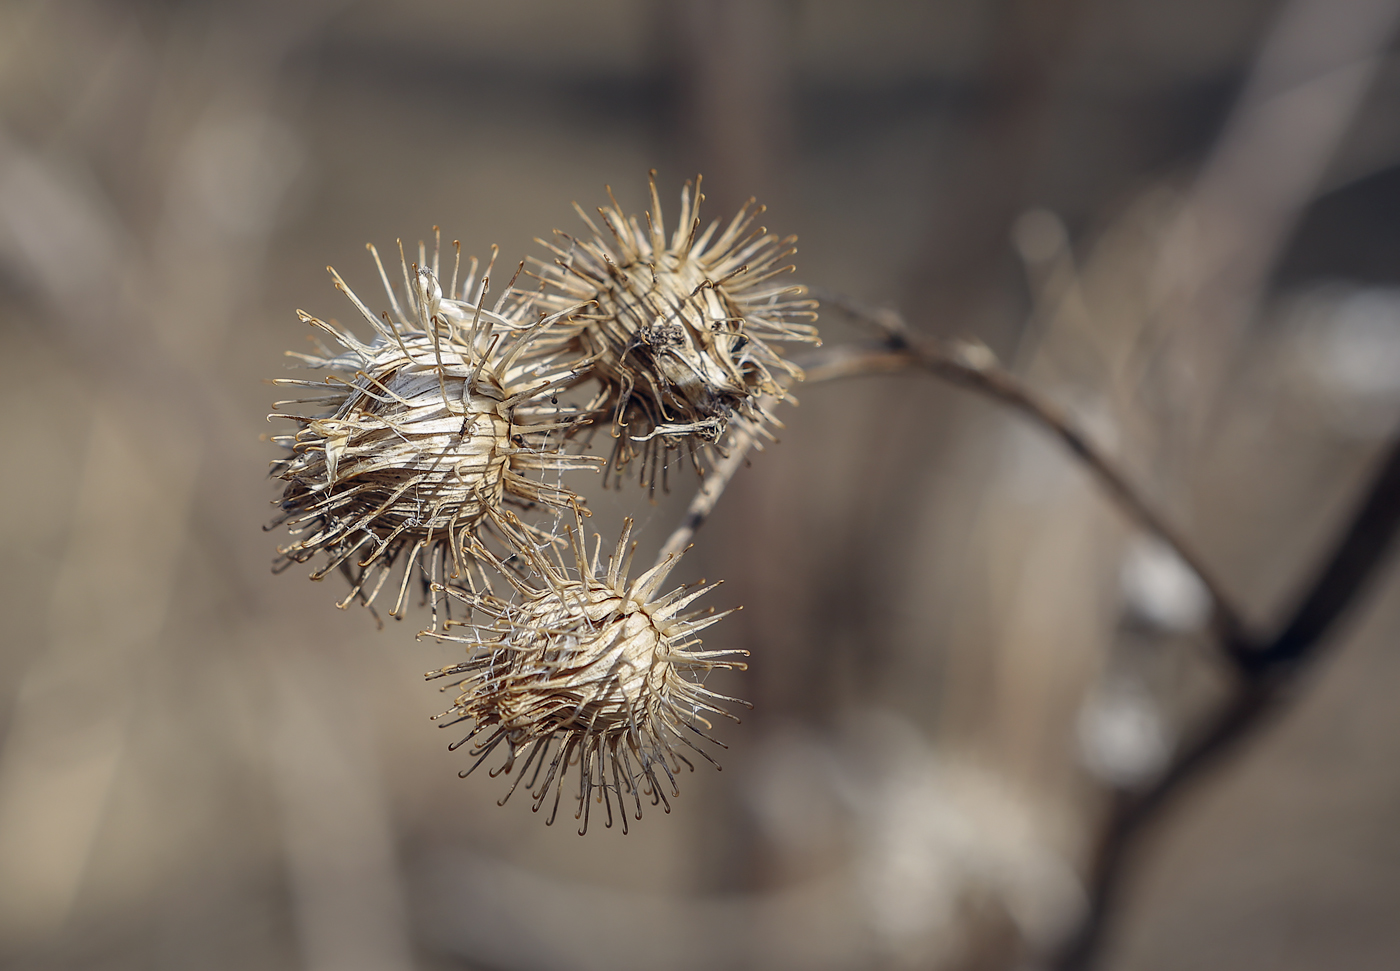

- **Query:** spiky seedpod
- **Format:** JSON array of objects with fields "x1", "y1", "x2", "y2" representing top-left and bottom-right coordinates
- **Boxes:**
[
  {"x1": 268, "y1": 236, "x2": 599, "y2": 626},
  {"x1": 426, "y1": 513, "x2": 747, "y2": 834},
  {"x1": 529, "y1": 173, "x2": 821, "y2": 488}
]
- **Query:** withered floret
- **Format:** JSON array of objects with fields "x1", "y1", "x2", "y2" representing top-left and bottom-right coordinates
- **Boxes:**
[
  {"x1": 268, "y1": 237, "x2": 598, "y2": 627},
  {"x1": 426, "y1": 513, "x2": 748, "y2": 834},
  {"x1": 529, "y1": 173, "x2": 820, "y2": 489}
]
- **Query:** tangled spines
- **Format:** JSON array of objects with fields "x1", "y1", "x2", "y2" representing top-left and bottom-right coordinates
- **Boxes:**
[
  {"x1": 529, "y1": 173, "x2": 821, "y2": 489},
  {"x1": 268, "y1": 236, "x2": 599, "y2": 627},
  {"x1": 426, "y1": 514, "x2": 748, "y2": 834},
  {"x1": 268, "y1": 179, "x2": 819, "y2": 830}
]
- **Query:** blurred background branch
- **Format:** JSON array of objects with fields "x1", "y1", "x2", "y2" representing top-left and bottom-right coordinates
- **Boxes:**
[{"x1": 1054, "y1": 428, "x2": 1400, "y2": 970}]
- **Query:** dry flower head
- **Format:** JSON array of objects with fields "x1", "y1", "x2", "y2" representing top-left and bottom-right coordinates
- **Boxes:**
[
  {"x1": 426, "y1": 513, "x2": 748, "y2": 834},
  {"x1": 530, "y1": 173, "x2": 820, "y2": 489},
  {"x1": 268, "y1": 234, "x2": 599, "y2": 626}
]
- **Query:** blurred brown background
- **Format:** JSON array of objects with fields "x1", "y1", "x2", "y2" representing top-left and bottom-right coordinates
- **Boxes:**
[{"x1": 2, "y1": 1, "x2": 1400, "y2": 969}]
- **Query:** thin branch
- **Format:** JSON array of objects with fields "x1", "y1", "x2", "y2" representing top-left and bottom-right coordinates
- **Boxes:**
[
  {"x1": 797, "y1": 338, "x2": 1254, "y2": 650},
  {"x1": 654, "y1": 408, "x2": 768, "y2": 568}
]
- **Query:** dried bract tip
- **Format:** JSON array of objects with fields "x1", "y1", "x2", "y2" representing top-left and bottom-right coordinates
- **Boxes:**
[
  {"x1": 268, "y1": 235, "x2": 600, "y2": 627},
  {"x1": 528, "y1": 173, "x2": 821, "y2": 489},
  {"x1": 426, "y1": 513, "x2": 748, "y2": 834}
]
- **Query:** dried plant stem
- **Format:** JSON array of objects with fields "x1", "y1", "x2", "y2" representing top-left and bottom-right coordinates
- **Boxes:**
[
  {"x1": 803, "y1": 340, "x2": 1253, "y2": 647},
  {"x1": 654, "y1": 404, "x2": 771, "y2": 567}
]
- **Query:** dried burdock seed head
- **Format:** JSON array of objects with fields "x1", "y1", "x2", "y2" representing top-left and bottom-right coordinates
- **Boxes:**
[
  {"x1": 425, "y1": 513, "x2": 748, "y2": 834},
  {"x1": 528, "y1": 172, "x2": 821, "y2": 489},
  {"x1": 268, "y1": 232, "x2": 601, "y2": 627}
]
